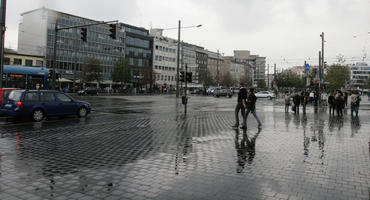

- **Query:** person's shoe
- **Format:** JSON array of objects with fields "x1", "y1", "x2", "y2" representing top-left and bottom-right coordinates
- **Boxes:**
[
  {"x1": 240, "y1": 125, "x2": 247, "y2": 129},
  {"x1": 232, "y1": 124, "x2": 239, "y2": 128}
]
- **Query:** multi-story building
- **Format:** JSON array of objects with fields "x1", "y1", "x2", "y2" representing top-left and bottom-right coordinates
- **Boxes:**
[
  {"x1": 182, "y1": 43, "x2": 204, "y2": 84},
  {"x1": 196, "y1": 49, "x2": 208, "y2": 84},
  {"x1": 149, "y1": 29, "x2": 177, "y2": 90},
  {"x1": 4, "y1": 49, "x2": 45, "y2": 67},
  {"x1": 120, "y1": 23, "x2": 153, "y2": 89},
  {"x1": 17, "y1": 7, "x2": 126, "y2": 87},
  {"x1": 205, "y1": 50, "x2": 224, "y2": 85},
  {"x1": 230, "y1": 60, "x2": 246, "y2": 82},
  {"x1": 349, "y1": 62, "x2": 370, "y2": 89},
  {"x1": 233, "y1": 50, "x2": 266, "y2": 86}
]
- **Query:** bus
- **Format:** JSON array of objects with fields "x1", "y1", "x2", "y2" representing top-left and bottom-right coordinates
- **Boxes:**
[{"x1": 2, "y1": 65, "x2": 59, "y2": 89}]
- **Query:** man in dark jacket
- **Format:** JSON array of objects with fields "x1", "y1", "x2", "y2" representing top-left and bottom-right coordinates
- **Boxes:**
[
  {"x1": 245, "y1": 88, "x2": 262, "y2": 128},
  {"x1": 233, "y1": 82, "x2": 247, "y2": 129},
  {"x1": 328, "y1": 92, "x2": 335, "y2": 116},
  {"x1": 293, "y1": 92, "x2": 300, "y2": 114}
]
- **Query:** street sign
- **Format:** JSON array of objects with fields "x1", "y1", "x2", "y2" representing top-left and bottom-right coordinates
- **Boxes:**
[{"x1": 305, "y1": 64, "x2": 310, "y2": 72}]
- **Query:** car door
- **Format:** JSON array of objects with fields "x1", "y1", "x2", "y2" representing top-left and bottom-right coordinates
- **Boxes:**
[
  {"x1": 55, "y1": 92, "x2": 77, "y2": 115},
  {"x1": 22, "y1": 91, "x2": 40, "y2": 113},
  {"x1": 40, "y1": 92, "x2": 59, "y2": 116}
]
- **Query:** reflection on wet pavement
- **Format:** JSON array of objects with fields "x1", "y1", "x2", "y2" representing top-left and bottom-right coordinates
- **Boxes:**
[{"x1": 0, "y1": 95, "x2": 369, "y2": 200}]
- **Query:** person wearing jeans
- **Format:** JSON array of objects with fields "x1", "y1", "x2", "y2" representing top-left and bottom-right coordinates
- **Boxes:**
[{"x1": 245, "y1": 88, "x2": 262, "y2": 128}]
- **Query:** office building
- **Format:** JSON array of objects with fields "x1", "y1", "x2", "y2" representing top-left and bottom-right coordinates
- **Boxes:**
[
  {"x1": 120, "y1": 23, "x2": 153, "y2": 89},
  {"x1": 18, "y1": 7, "x2": 125, "y2": 87},
  {"x1": 349, "y1": 62, "x2": 370, "y2": 89},
  {"x1": 150, "y1": 29, "x2": 177, "y2": 91}
]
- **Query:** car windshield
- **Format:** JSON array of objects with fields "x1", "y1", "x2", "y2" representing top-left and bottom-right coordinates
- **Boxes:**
[{"x1": 7, "y1": 91, "x2": 23, "y2": 102}]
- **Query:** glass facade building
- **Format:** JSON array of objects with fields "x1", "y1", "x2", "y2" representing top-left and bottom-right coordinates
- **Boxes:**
[
  {"x1": 18, "y1": 8, "x2": 125, "y2": 84},
  {"x1": 119, "y1": 23, "x2": 153, "y2": 88}
]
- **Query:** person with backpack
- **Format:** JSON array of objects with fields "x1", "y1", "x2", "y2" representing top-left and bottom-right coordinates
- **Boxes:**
[
  {"x1": 350, "y1": 91, "x2": 361, "y2": 117},
  {"x1": 232, "y1": 82, "x2": 247, "y2": 129},
  {"x1": 245, "y1": 88, "x2": 262, "y2": 128}
]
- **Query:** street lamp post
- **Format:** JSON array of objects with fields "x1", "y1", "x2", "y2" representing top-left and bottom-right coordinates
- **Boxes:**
[
  {"x1": 176, "y1": 21, "x2": 181, "y2": 98},
  {"x1": 167, "y1": 21, "x2": 201, "y2": 98}
]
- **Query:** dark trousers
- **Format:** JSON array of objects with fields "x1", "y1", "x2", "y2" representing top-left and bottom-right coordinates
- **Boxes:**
[
  {"x1": 295, "y1": 104, "x2": 299, "y2": 114},
  {"x1": 337, "y1": 107, "x2": 343, "y2": 117},
  {"x1": 235, "y1": 103, "x2": 246, "y2": 126},
  {"x1": 329, "y1": 105, "x2": 335, "y2": 115},
  {"x1": 302, "y1": 103, "x2": 306, "y2": 114}
]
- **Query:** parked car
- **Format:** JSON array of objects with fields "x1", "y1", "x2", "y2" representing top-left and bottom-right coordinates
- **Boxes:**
[
  {"x1": 214, "y1": 88, "x2": 233, "y2": 98},
  {"x1": 0, "y1": 88, "x2": 20, "y2": 108},
  {"x1": 77, "y1": 87, "x2": 99, "y2": 95},
  {"x1": 0, "y1": 90, "x2": 91, "y2": 122},
  {"x1": 255, "y1": 91, "x2": 276, "y2": 99}
]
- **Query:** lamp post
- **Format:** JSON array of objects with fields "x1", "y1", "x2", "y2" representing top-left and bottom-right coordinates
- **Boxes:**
[{"x1": 163, "y1": 21, "x2": 202, "y2": 98}]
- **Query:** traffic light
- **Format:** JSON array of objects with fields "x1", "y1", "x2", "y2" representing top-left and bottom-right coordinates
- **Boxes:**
[
  {"x1": 186, "y1": 72, "x2": 192, "y2": 83},
  {"x1": 109, "y1": 24, "x2": 117, "y2": 39},
  {"x1": 180, "y1": 71, "x2": 185, "y2": 82},
  {"x1": 48, "y1": 69, "x2": 54, "y2": 79},
  {"x1": 80, "y1": 27, "x2": 87, "y2": 42}
]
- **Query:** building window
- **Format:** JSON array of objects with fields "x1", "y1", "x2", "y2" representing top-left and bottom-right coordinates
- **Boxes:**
[
  {"x1": 36, "y1": 60, "x2": 43, "y2": 67},
  {"x1": 25, "y1": 59, "x2": 33, "y2": 66},
  {"x1": 14, "y1": 58, "x2": 22, "y2": 65},
  {"x1": 4, "y1": 57, "x2": 10, "y2": 65}
]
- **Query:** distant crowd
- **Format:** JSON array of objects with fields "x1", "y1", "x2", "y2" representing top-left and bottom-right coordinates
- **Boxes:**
[{"x1": 284, "y1": 89, "x2": 362, "y2": 117}]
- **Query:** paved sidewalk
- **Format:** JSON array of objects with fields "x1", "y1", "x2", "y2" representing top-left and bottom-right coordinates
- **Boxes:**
[{"x1": 0, "y1": 96, "x2": 369, "y2": 200}]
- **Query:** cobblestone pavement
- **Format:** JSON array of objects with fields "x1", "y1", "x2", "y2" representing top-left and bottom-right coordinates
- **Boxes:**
[{"x1": 0, "y1": 95, "x2": 369, "y2": 200}]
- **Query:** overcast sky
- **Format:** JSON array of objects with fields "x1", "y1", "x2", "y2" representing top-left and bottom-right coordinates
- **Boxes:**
[{"x1": 4, "y1": 0, "x2": 370, "y2": 71}]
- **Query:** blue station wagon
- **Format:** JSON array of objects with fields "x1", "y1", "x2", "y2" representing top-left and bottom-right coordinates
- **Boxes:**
[{"x1": 1, "y1": 90, "x2": 91, "y2": 122}]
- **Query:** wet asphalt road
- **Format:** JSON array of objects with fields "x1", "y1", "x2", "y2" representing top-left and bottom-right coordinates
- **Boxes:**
[{"x1": 0, "y1": 95, "x2": 369, "y2": 200}]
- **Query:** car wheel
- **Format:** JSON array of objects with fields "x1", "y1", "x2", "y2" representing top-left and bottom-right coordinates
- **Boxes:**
[
  {"x1": 268, "y1": 96, "x2": 272, "y2": 100},
  {"x1": 77, "y1": 106, "x2": 88, "y2": 118},
  {"x1": 32, "y1": 109, "x2": 44, "y2": 122}
]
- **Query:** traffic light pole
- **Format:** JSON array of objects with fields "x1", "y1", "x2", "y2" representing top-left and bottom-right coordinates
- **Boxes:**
[
  {"x1": 52, "y1": 20, "x2": 118, "y2": 90},
  {"x1": 0, "y1": 0, "x2": 7, "y2": 88},
  {"x1": 184, "y1": 63, "x2": 188, "y2": 114}
]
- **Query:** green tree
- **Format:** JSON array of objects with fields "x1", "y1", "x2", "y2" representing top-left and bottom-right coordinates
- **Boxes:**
[
  {"x1": 325, "y1": 64, "x2": 350, "y2": 90},
  {"x1": 220, "y1": 72, "x2": 234, "y2": 87},
  {"x1": 257, "y1": 79, "x2": 266, "y2": 89},
  {"x1": 111, "y1": 56, "x2": 131, "y2": 86},
  {"x1": 203, "y1": 71, "x2": 215, "y2": 86},
  {"x1": 275, "y1": 72, "x2": 304, "y2": 88},
  {"x1": 82, "y1": 57, "x2": 103, "y2": 84}
]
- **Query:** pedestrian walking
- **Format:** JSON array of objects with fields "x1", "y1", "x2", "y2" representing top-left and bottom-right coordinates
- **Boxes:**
[
  {"x1": 293, "y1": 92, "x2": 300, "y2": 114},
  {"x1": 232, "y1": 82, "x2": 247, "y2": 129},
  {"x1": 301, "y1": 91, "x2": 308, "y2": 114},
  {"x1": 328, "y1": 91, "x2": 336, "y2": 116},
  {"x1": 344, "y1": 92, "x2": 348, "y2": 107},
  {"x1": 284, "y1": 93, "x2": 290, "y2": 113},
  {"x1": 350, "y1": 91, "x2": 361, "y2": 117},
  {"x1": 245, "y1": 88, "x2": 262, "y2": 128},
  {"x1": 335, "y1": 90, "x2": 344, "y2": 117}
]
